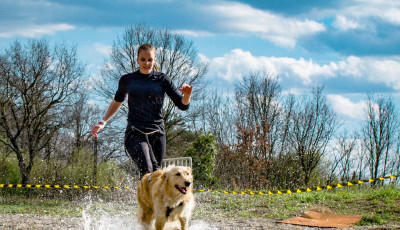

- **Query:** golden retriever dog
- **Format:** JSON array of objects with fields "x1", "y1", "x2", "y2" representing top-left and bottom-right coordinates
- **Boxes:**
[{"x1": 137, "y1": 166, "x2": 195, "y2": 230}]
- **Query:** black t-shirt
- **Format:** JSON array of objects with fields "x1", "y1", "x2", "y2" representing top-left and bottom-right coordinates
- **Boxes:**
[{"x1": 114, "y1": 70, "x2": 189, "y2": 134}]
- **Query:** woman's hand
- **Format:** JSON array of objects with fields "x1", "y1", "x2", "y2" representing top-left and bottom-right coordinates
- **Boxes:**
[
  {"x1": 179, "y1": 83, "x2": 193, "y2": 96},
  {"x1": 91, "y1": 123, "x2": 105, "y2": 138},
  {"x1": 179, "y1": 84, "x2": 193, "y2": 105}
]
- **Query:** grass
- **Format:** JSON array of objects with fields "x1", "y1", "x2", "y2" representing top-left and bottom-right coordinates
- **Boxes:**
[
  {"x1": 193, "y1": 185, "x2": 400, "y2": 226},
  {"x1": 0, "y1": 197, "x2": 82, "y2": 217},
  {"x1": 0, "y1": 184, "x2": 399, "y2": 227}
]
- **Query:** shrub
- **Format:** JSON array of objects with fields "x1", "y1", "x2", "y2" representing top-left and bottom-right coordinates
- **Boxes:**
[{"x1": 184, "y1": 134, "x2": 219, "y2": 188}]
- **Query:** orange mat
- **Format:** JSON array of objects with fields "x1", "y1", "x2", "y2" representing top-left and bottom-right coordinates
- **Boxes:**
[{"x1": 278, "y1": 211, "x2": 363, "y2": 228}]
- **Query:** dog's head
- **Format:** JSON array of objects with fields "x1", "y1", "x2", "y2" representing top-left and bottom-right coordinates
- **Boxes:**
[{"x1": 163, "y1": 166, "x2": 193, "y2": 195}]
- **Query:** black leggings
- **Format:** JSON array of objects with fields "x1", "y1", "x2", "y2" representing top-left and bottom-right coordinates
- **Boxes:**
[{"x1": 125, "y1": 129, "x2": 166, "y2": 178}]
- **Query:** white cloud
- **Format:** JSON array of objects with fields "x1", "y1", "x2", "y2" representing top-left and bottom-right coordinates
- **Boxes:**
[
  {"x1": 0, "y1": 23, "x2": 75, "y2": 38},
  {"x1": 383, "y1": 8, "x2": 400, "y2": 25},
  {"x1": 327, "y1": 95, "x2": 367, "y2": 120},
  {"x1": 333, "y1": 15, "x2": 361, "y2": 31},
  {"x1": 207, "y1": 2, "x2": 325, "y2": 48},
  {"x1": 174, "y1": 30, "x2": 214, "y2": 37},
  {"x1": 320, "y1": 0, "x2": 400, "y2": 29},
  {"x1": 337, "y1": 56, "x2": 400, "y2": 89},
  {"x1": 206, "y1": 49, "x2": 400, "y2": 90},
  {"x1": 94, "y1": 42, "x2": 112, "y2": 56},
  {"x1": 206, "y1": 49, "x2": 337, "y2": 84}
]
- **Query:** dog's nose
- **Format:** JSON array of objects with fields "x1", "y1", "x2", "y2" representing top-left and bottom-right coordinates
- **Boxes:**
[{"x1": 184, "y1": 181, "x2": 191, "y2": 187}]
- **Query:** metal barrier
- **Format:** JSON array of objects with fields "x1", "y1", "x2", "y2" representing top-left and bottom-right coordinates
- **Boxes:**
[{"x1": 162, "y1": 157, "x2": 192, "y2": 169}]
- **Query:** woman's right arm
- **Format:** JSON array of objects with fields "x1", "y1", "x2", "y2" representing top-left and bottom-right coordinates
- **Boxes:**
[{"x1": 91, "y1": 100, "x2": 123, "y2": 138}]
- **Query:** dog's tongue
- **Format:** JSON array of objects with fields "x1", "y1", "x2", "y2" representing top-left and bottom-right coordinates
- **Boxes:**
[{"x1": 176, "y1": 185, "x2": 188, "y2": 194}]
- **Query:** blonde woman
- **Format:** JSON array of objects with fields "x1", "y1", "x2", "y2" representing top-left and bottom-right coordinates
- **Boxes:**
[{"x1": 91, "y1": 43, "x2": 193, "y2": 178}]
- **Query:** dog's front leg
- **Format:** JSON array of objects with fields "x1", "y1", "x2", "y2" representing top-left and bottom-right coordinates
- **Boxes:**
[
  {"x1": 154, "y1": 216, "x2": 167, "y2": 230},
  {"x1": 179, "y1": 217, "x2": 189, "y2": 230}
]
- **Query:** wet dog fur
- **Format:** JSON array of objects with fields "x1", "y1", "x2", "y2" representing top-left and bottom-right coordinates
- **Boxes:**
[{"x1": 137, "y1": 166, "x2": 195, "y2": 230}]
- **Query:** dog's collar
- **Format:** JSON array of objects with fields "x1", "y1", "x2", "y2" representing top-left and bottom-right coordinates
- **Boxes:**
[
  {"x1": 148, "y1": 173, "x2": 152, "y2": 183},
  {"x1": 166, "y1": 202, "x2": 184, "y2": 217}
]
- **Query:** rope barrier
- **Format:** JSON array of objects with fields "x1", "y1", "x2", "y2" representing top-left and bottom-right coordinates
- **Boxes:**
[
  {"x1": 193, "y1": 175, "x2": 399, "y2": 195},
  {"x1": 1, "y1": 175, "x2": 398, "y2": 195},
  {"x1": 0, "y1": 184, "x2": 131, "y2": 189}
]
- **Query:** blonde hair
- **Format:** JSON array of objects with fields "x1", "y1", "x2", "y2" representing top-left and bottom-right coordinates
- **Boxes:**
[{"x1": 138, "y1": 43, "x2": 160, "y2": 71}]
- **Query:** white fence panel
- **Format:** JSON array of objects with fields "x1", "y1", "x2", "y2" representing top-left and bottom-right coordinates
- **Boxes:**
[{"x1": 162, "y1": 157, "x2": 192, "y2": 169}]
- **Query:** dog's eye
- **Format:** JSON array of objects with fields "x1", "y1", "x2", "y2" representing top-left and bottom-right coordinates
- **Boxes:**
[{"x1": 175, "y1": 173, "x2": 181, "y2": 176}]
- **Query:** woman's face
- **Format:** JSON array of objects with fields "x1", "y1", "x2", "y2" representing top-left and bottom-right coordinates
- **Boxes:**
[{"x1": 137, "y1": 50, "x2": 156, "y2": 74}]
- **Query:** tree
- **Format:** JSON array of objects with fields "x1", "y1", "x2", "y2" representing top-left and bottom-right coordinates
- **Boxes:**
[
  {"x1": 234, "y1": 71, "x2": 282, "y2": 160},
  {"x1": 288, "y1": 87, "x2": 338, "y2": 186},
  {"x1": 202, "y1": 90, "x2": 236, "y2": 146},
  {"x1": 327, "y1": 130, "x2": 358, "y2": 184},
  {"x1": 211, "y1": 72, "x2": 284, "y2": 189},
  {"x1": 0, "y1": 39, "x2": 84, "y2": 184},
  {"x1": 362, "y1": 94, "x2": 399, "y2": 182},
  {"x1": 94, "y1": 24, "x2": 208, "y2": 152}
]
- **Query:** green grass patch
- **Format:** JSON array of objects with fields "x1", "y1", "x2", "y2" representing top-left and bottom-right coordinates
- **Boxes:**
[
  {"x1": 194, "y1": 185, "x2": 400, "y2": 226},
  {"x1": 0, "y1": 197, "x2": 82, "y2": 217}
]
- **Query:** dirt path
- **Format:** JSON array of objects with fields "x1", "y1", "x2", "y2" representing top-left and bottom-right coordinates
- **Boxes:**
[{"x1": 1, "y1": 213, "x2": 398, "y2": 230}]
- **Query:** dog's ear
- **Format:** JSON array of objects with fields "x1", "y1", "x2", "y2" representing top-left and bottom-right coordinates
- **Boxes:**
[
  {"x1": 187, "y1": 167, "x2": 192, "y2": 174},
  {"x1": 161, "y1": 171, "x2": 167, "y2": 181}
]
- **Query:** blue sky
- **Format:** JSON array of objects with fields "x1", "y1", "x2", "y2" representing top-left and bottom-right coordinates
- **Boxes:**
[{"x1": 1, "y1": 0, "x2": 400, "y2": 129}]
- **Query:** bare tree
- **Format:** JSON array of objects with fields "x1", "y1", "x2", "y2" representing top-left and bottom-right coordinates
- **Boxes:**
[
  {"x1": 288, "y1": 86, "x2": 338, "y2": 186},
  {"x1": 202, "y1": 90, "x2": 237, "y2": 146},
  {"x1": 234, "y1": 71, "x2": 282, "y2": 160},
  {"x1": 94, "y1": 24, "x2": 208, "y2": 152},
  {"x1": 211, "y1": 72, "x2": 284, "y2": 189},
  {"x1": 278, "y1": 94, "x2": 295, "y2": 159},
  {"x1": 0, "y1": 39, "x2": 84, "y2": 184},
  {"x1": 327, "y1": 130, "x2": 358, "y2": 184},
  {"x1": 362, "y1": 94, "x2": 399, "y2": 182}
]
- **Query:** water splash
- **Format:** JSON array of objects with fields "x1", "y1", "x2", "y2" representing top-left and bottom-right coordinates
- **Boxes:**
[{"x1": 80, "y1": 201, "x2": 218, "y2": 230}]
